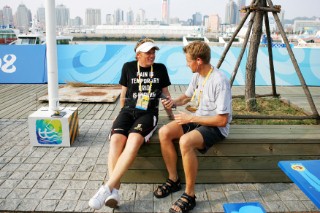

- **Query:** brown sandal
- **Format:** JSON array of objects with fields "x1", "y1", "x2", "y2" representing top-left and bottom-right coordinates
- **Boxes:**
[
  {"x1": 153, "y1": 178, "x2": 181, "y2": 198},
  {"x1": 169, "y1": 192, "x2": 196, "y2": 213}
]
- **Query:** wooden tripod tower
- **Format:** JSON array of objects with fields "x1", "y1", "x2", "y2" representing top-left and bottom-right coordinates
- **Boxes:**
[{"x1": 216, "y1": 0, "x2": 320, "y2": 123}]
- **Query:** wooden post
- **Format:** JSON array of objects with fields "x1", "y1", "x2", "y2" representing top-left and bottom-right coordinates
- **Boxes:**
[
  {"x1": 267, "y1": 0, "x2": 320, "y2": 120},
  {"x1": 264, "y1": 12, "x2": 278, "y2": 97},
  {"x1": 245, "y1": 0, "x2": 264, "y2": 111},
  {"x1": 230, "y1": 11, "x2": 256, "y2": 86}
]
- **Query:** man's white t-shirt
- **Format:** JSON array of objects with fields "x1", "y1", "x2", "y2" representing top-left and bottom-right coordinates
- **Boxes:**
[{"x1": 185, "y1": 68, "x2": 232, "y2": 137}]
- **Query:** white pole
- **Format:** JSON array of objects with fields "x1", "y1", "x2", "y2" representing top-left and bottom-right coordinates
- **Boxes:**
[{"x1": 45, "y1": 0, "x2": 60, "y2": 114}]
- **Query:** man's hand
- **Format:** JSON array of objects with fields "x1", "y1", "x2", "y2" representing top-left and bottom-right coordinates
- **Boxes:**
[
  {"x1": 174, "y1": 111, "x2": 193, "y2": 125},
  {"x1": 161, "y1": 95, "x2": 176, "y2": 109}
]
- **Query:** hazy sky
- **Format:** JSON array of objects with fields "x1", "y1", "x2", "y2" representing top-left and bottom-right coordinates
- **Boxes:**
[{"x1": 1, "y1": 0, "x2": 319, "y2": 21}]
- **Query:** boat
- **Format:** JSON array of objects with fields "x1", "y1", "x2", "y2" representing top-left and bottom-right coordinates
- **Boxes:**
[
  {"x1": 0, "y1": 28, "x2": 19, "y2": 44},
  {"x1": 182, "y1": 34, "x2": 210, "y2": 46},
  {"x1": 9, "y1": 19, "x2": 73, "y2": 45},
  {"x1": 294, "y1": 38, "x2": 320, "y2": 48},
  {"x1": 10, "y1": 33, "x2": 45, "y2": 45},
  {"x1": 294, "y1": 31, "x2": 320, "y2": 48},
  {"x1": 218, "y1": 35, "x2": 244, "y2": 47},
  {"x1": 55, "y1": 34, "x2": 74, "y2": 45},
  {"x1": 10, "y1": 32, "x2": 73, "y2": 45}
]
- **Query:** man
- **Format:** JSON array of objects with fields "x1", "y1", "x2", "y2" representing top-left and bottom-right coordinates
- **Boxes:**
[{"x1": 153, "y1": 41, "x2": 232, "y2": 213}]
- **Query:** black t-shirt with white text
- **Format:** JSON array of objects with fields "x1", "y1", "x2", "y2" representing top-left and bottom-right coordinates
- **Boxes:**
[{"x1": 119, "y1": 60, "x2": 171, "y2": 112}]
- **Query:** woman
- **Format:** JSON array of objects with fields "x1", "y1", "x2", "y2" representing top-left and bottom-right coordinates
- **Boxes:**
[{"x1": 89, "y1": 38, "x2": 172, "y2": 210}]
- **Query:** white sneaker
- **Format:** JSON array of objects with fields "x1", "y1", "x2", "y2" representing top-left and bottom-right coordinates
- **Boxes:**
[
  {"x1": 88, "y1": 185, "x2": 111, "y2": 210},
  {"x1": 105, "y1": 189, "x2": 120, "y2": 208}
]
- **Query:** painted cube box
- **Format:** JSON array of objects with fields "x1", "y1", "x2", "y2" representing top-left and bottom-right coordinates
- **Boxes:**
[{"x1": 28, "y1": 107, "x2": 78, "y2": 147}]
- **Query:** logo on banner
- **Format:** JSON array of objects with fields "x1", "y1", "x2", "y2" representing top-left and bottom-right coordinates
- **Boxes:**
[
  {"x1": 36, "y1": 119, "x2": 63, "y2": 144},
  {"x1": 0, "y1": 54, "x2": 17, "y2": 73}
]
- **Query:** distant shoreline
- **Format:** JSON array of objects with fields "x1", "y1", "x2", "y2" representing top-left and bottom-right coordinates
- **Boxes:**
[{"x1": 72, "y1": 35, "x2": 220, "y2": 43}]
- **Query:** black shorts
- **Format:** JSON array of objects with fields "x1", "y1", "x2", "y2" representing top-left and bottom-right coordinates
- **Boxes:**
[
  {"x1": 182, "y1": 123, "x2": 225, "y2": 154},
  {"x1": 110, "y1": 108, "x2": 158, "y2": 143}
]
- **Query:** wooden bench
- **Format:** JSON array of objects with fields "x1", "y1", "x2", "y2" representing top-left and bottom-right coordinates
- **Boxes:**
[{"x1": 122, "y1": 116, "x2": 320, "y2": 183}]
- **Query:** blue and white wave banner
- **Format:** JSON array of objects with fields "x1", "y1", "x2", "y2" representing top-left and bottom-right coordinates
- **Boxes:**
[
  {"x1": 0, "y1": 45, "x2": 46, "y2": 83},
  {"x1": 1, "y1": 44, "x2": 319, "y2": 86}
]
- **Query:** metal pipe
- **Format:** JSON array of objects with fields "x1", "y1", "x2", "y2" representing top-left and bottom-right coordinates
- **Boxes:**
[{"x1": 45, "y1": 0, "x2": 60, "y2": 114}]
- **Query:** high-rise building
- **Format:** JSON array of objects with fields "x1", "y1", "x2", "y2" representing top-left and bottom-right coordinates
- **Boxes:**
[
  {"x1": 136, "y1": 9, "x2": 145, "y2": 25},
  {"x1": 237, "y1": 0, "x2": 246, "y2": 23},
  {"x1": 56, "y1": 4, "x2": 70, "y2": 27},
  {"x1": 37, "y1": 7, "x2": 45, "y2": 30},
  {"x1": 76, "y1": 16, "x2": 83, "y2": 26},
  {"x1": 203, "y1": 15, "x2": 209, "y2": 28},
  {"x1": 106, "y1": 14, "x2": 114, "y2": 25},
  {"x1": 15, "y1": 4, "x2": 31, "y2": 32},
  {"x1": 70, "y1": 16, "x2": 83, "y2": 27},
  {"x1": 208, "y1": 14, "x2": 220, "y2": 33},
  {"x1": 225, "y1": 0, "x2": 238, "y2": 25},
  {"x1": 192, "y1": 12, "x2": 202, "y2": 26},
  {"x1": 162, "y1": 0, "x2": 169, "y2": 24},
  {"x1": 114, "y1": 9, "x2": 124, "y2": 25},
  {"x1": 85, "y1": 9, "x2": 101, "y2": 26},
  {"x1": 126, "y1": 8, "x2": 134, "y2": 25},
  {"x1": 2, "y1": 5, "x2": 14, "y2": 27},
  {"x1": 0, "y1": 10, "x2": 3, "y2": 27}
]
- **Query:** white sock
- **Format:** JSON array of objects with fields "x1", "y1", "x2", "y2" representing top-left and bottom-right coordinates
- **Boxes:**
[{"x1": 102, "y1": 184, "x2": 111, "y2": 193}]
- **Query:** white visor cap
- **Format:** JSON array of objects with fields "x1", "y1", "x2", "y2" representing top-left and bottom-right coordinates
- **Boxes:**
[{"x1": 136, "y1": 42, "x2": 159, "y2": 53}]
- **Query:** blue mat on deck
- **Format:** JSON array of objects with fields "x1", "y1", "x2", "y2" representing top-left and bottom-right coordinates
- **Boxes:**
[{"x1": 223, "y1": 202, "x2": 266, "y2": 213}]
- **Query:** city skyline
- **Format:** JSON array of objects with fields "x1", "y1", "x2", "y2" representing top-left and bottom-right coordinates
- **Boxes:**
[{"x1": 1, "y1": 0, "x2": 320, "y2": 22}]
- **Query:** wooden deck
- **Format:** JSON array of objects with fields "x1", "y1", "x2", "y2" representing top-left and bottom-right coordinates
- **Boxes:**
[
  {"x1": 1, "y1": 84, "x2": 320, "y2": 183},
  {"x1": 0, "y1": 84, "x2": 319, "y2": 120}
]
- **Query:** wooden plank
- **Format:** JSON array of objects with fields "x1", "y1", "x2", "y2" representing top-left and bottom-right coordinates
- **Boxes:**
[
  {"x1": 92, "y1": 104, "x2": 110, "y2": 120},
  {"x1": 129, "y1": 156, "x2": 320, "y2": 170},
  {"x1": 0, "y1": 86, "x2": 46, "y2": 108},
  {"x1": 100, "y1": 108, "x2": 113, "y2": 120},
  {"x1": 148, "y1": 132, "x2": 320, "y2": 144},
  {"x1": 78, "y1": 103, "x2": 95, "y2": 119},
  {"x1": 86, "y1": 104, "x2": 103, "y2": 120},
  {"x1": 0, "y1": 92, "x2": 46, "y2": 118},
  {"x1": 22, "y1": 102, "x2": 48, "y2": 118},
  {"x1": 6, "y1": 99, "x2": 42, "y2": 119},
  {"x1": 0, "y1": 85, "x2": 46, "y2": 110},
  {"x1": 122, "y1": 170, "x2": 290, "y2": 183},
  {"x1": 136, "y1": 143, "x2": 320, "y2": 157},
  {"x1": 0, "y1": 84, "x2": 24, "y2": 95},
  {"x1": 109, "y1": 104, "x2": 121, "y2": 120}
]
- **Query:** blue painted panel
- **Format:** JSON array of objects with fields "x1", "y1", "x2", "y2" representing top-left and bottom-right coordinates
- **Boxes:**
[
  {"x1": 1, "y1": 44, "x2": 319, "y2": 86},
  {"x1": 278, "y1": 160, "x2": 320, "y2": 208},
  {"x1": 217, "y1": 47, "x2": 320, "y2": 86},
  {"x1": 57, "y1": 44, "x2": 134, "y2": 84},
  {"x1": 0, "y1": 45, "x2": 46, "y2": 83},
  {"x1": 223, "y1": 202, "x2": 267, "y2": 213},
  {"x1": 57, "y1": 44, "x2": 194, "y2": 84}
]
